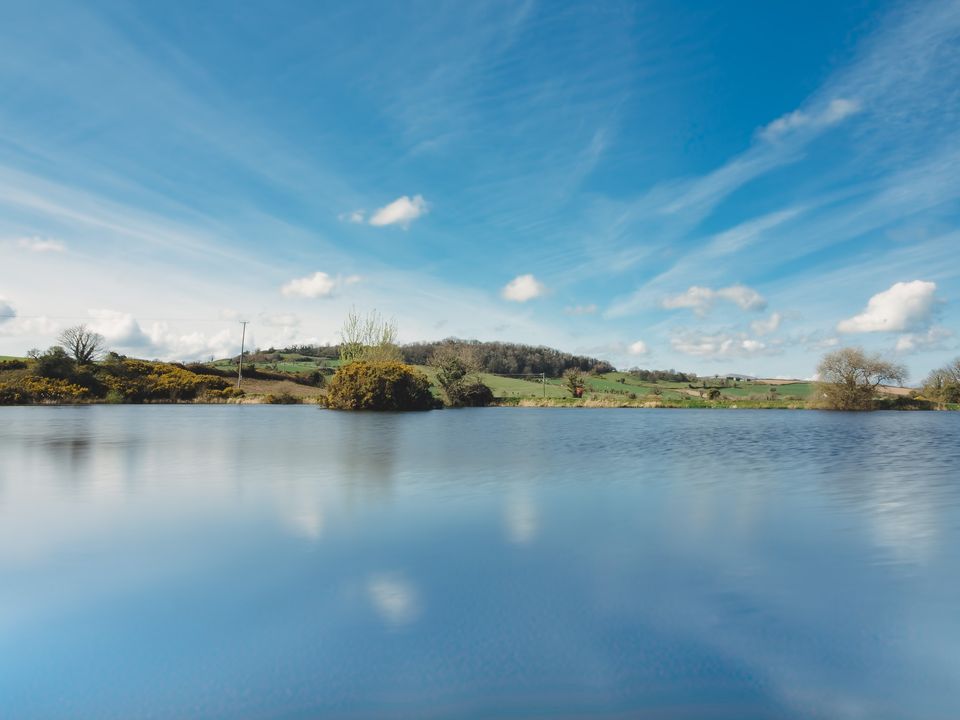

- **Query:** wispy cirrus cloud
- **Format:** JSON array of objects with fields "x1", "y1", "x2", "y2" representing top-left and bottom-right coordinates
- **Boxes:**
[
  {"x1": 759, "y1": 98, "x2": 862, "y2": 142},
  {"x1": 16, "y1": 236, "x2": 66, "y2": 253}
]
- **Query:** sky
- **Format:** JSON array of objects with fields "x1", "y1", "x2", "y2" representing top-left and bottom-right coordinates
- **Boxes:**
[{"x1": 1, "y1": 0, "x2": 959, "y2": 379}]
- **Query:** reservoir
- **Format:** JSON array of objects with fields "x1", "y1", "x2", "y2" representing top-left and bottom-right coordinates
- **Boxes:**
[{"x1": 1, "y1": 406, "x2": 958, "y2": 719}]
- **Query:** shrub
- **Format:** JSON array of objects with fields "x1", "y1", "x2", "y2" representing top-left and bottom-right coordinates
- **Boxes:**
[
  {"x1": 264, "y1": 391, "x2": 301, "y2": 404},
  {"x1": 22, "y1": 377, "x2": 88, "y2": 402},
  {"x1": 201, "y1": 387, "x2": 245, "y2": 401},
  {"x1": 0, "y1": 359, "x2": 28, "y2": 371},
  {"x1": 35, "y1": 346, "x2": 76, "y2": 380},
  {"x1": 99, "y1": 358, "x2": 229, "y2": 401},
  {"x1": 446, "y1": 379, "x2": 494, "y2": 407},
  {"x1": 0, "y1": 382, "x2": 30, "y2": 405},
  {"x1": 325, "y1": 361, "x2": 437, "y2": 411}
]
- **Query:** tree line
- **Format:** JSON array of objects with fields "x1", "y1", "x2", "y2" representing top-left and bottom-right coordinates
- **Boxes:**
[{"x1": 278, "y1": 339, "x2": 617, "y2": 377}]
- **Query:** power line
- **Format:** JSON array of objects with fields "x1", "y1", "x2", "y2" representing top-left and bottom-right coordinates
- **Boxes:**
[{"x1": 0, "y1": 313, "x2": 241, "y2": 323}]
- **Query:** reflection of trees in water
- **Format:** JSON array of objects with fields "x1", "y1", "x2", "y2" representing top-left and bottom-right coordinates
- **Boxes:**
[{"x1": 331, "y1": 413, "x2": 399, "y2": 501}]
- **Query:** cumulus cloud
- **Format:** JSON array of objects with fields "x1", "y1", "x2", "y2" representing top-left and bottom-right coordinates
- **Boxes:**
[
  {"x1": 760, "y1": 98, "x2": 862, "y2": 141},
  {"x1": 17, "y1": 236, "x2": 66, "y2": 253},
  {"x1": 663, "y1": 284, "x2": 766, "y2": 316},
  {"x1": 280, "y1": 272, "x2": 359, "y2": 299},
  {"x1": 751, "y1": 312, "x2": 782, "y2": 336},
  {"x1": 671, "y1": 330, "x2": 774, "y2": 359},
  {"x1": 88, "y1": 309, "x2": 151, "y2": 347},
  {"x1": 564, "y1": 303, "x2": 598, "y2": 316},
  {"x1": 368, "y1": 195, "x2": 428, "y2": 228},
  {"x1": 83, "y1": 309, "x2": 238, "y2": 361},
  {"x1": 146, "y1": 324, "x2": 236, "y2": 362},
  {"x1": 628, "y1": 340, "x2": 648, "y2": 356},
  {"x1": 837, "y1": 280, "x2": 938, "y2": 333},
  {"x1": 502, "y1": 274, "x2": 546, "y2": 302},
  {"x1": 895, "y1": 326, "x2": 953, "y2": 353}
]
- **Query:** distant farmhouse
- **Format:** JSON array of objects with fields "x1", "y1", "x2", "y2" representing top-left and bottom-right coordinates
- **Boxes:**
[{"x1": 717, "y1": 372, "x2": 758, "y2": 382}]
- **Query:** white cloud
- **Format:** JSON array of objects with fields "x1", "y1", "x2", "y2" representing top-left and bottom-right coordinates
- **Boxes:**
[
  {"x1": 258, "y1": 313, "x2": 300, "y2": 328},
  {"x1": 751, "y1": 312, "x2": 782, "y2": 336},
  {"x1": 628, "y1": 340, "x2": 648, "y2": 356},
  {"x1": 895, "y1": 326, "x2": 953, "y2": 353},
  {"x1": 368, "y1": 195, "x2": 428, "y2": 228},
  {"x1": 502, "y1": 274, "x2": 546, "y2": 302},
  {"x1": 760, "y1": 98, "x2": 862, "y2": 141},
  {"x1": 339, "y1": 210, "x2": 366, "y2": 224},
  {"x1": 564, "y1": 303, "x2": 597, "y2": 316},
  {"x1": 671, "y1": 331, "x2": 771, "y2": 359},
  {"x1": 837, "y1": 280, "x2": 938, "y2": 333},
  {"x1": 88, "y1": 309, "x2": 151, "y2": 347},
  {"x1": 0, "y1": 297, "x2": 14, "y2": 324},
  {"x1": 17, "y1": 236, "x2": 66, "y2": 253},
  {"x1": 662, "y1": 284, "x2": 766, "y2": 315},
  {"x1": 281, "y1": 271, "x2": 356, "y2": 299},
  {"x1": 145, "y1": 324, "x2": 236, "y2": 362}
]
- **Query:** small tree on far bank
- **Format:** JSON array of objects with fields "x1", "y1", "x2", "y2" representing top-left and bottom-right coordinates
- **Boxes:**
[
  {"x1": 429, "y1": 342, "x2": 493, "y2": 407},
  {"x1": 814, "y1": 347, "x2": 907, "y2": 410},
  {"x1": 922, "y1": 357, "x2": 960, "y2": 406},
  {"x1": 564, "y1": 367, "x2": 585, "y2": 398},
  {"x1": 58, "y1": 325, "x2": 105, "y2": 365}
]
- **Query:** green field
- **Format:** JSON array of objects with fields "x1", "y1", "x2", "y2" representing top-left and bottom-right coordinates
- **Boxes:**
[{"x1": 206, "y1": 355, "x2": 817, "y2": 405}]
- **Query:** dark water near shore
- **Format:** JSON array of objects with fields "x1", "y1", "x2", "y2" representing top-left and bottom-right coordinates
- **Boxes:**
[{"x1": 1, "y1": 406, "x2": 959, "y2": 719}]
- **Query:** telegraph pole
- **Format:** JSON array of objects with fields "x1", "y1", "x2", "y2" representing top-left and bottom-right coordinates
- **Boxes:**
[
  {"x1": 237, "y1": 321, "x2": 249, "y2": 388},
  {"x1": 542, "y1": 372, "x2": 546, "y2": 398}
]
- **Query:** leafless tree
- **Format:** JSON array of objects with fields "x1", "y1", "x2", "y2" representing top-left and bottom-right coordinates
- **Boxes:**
[
  {"x1": 58, "y1": 324, "x2": 106, "y2": 365},
  {"x1": 338, "y1": 308, "x2": 402, "y2": 363},
  {"x1": 815, "y1": 347, "x2": 907, "y2": 410}
]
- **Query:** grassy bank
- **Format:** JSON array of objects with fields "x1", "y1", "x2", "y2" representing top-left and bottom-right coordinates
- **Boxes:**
[{"x1": 2, "y1": 352, "x2": 948, "y2": 410}]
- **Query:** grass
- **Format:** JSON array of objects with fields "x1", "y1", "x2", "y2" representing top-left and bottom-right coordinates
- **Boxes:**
[{"x1": 205, "y1": 356, "x2": 828, "y2": 407}]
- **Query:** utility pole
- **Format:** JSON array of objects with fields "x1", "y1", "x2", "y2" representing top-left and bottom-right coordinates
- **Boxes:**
[
  {"x1": 237, "y1": 321, "x2": 249, "y2": 388},
  {"x1": 542, "y1": 372, "x2": 546, "y2": 398}
]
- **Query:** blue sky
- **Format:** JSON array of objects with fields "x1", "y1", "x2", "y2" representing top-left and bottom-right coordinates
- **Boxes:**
[{"x1": 1, "y1": 0, "x2": 958, "y2": 378}]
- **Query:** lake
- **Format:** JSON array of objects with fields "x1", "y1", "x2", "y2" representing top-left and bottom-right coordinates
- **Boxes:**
[{"x1": 1, "y1": 406, "x2": 958, "y2": 719}]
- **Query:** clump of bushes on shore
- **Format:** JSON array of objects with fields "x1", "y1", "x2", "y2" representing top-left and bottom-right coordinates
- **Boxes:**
[
  {"x1": 0, "y1": 348, "x2": 232, "y2": 405},
  {"x1": 325, "y1": 361, "x2": 437, "y2": 411}
]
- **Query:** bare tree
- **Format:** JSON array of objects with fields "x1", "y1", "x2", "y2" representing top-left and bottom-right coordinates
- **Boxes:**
[
  {"x1": 338, "y1": 308, "x2": 402, "y2": 363},
  {"x1": 58, "y1": 324, "x2": 106, "y2": 365},
  {"x1": 815, "y1": 347, "x2": 907, "y2": 410}
]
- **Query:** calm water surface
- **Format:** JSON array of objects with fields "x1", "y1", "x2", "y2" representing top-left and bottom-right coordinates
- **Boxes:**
[{"x1": 1, "y1": 406, "x2": 959, "y2": 719}]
